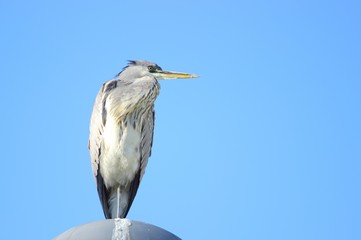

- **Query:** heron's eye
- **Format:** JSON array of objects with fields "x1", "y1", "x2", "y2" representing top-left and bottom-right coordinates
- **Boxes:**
[{"x1": 148, "y1": 66, "x2": 154, "y2": 71}]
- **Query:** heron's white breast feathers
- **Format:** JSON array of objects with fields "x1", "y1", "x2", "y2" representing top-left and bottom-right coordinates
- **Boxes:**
[{"x1": 101, "y1": 114, "x2": 141, "y2": 188}]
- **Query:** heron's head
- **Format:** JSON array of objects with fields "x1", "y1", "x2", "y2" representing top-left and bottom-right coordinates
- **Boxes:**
[{"x1": 116, "y1": 60, "x2": 198, "y2": 82}]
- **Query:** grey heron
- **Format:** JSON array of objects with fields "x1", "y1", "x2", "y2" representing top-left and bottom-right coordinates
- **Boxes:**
[{"x1": 88, "y1": 60, "x2": 198, "y2": 219}]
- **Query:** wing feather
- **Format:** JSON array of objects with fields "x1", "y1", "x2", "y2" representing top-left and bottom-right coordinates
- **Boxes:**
[
  {"x1": 140, "y1": 109, "x2": 155, "y2": 179},
  {"x1": 124, "y1": 108, "x2": 155, "y2": 216},
  {"x1": 88, "y1": 80, "x2": 118, "y2": 218}
]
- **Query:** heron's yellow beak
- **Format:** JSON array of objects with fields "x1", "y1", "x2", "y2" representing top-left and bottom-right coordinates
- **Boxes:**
[{"x1": 155, "y1": 70, "x2": 198, "y2": 80}]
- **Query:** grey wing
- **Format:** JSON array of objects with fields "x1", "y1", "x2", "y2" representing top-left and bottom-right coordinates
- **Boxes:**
[
  {"x1": 88, "y1": 86, "x2": 104, "y2": 181},
  {"x1": 124, "y1": 108, "x2": 155, "y2": 217},
  {"x1": 88, "y1": 80, "x2": 118, "y2": 219},
  {"x1": 140, "y1": 108, "x2": 156, "y2": 180}
]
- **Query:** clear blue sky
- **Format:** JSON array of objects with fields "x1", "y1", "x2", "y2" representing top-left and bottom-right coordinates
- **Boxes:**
[{"x1": 1, "y1": 1, "x2": 360, "y2": 239}]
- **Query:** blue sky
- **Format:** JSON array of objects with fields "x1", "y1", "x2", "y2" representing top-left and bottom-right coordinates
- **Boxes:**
[{"x1": 1, "y1": 0, "x2": 360, "y2": 239}]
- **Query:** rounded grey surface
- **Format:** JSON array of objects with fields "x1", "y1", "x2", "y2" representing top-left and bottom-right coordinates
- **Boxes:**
[{"x1": 53, "y1": 219, "x2": 181, "y2": 240}]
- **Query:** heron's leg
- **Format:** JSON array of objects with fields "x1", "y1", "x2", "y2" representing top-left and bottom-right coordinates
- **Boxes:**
[{"x1": 116, "y1": 186, "x2": 120, "y2": 218}]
